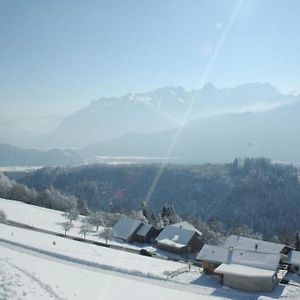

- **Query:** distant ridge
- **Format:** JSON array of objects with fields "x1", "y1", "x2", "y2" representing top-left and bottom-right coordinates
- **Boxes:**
[
  {"x1": 81, "y1": 98, "x2": 300, "y2": 164},
  {"x1": 0, "y1": 144, "x2": 82, "y2": 167}
]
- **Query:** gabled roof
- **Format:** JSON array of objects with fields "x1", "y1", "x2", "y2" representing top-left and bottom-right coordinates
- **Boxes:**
[
  {"x1": 156, "y1": 221, "x2": 200, "y2": 248},
  {"x1": 171, "y1": 221, "x2": 202, "y2": 236},
  {"x1": 284, "y1": 250, "x2": 300, "y2": 266},
  {"x1": 196, "y1": 244, "x2": 281, "y2": 271},
  {"x1": 224, "y1": 235, "x2": 285, "y2": 254},
  {"x1": 136, "y1": 223, "x2": 153, "y2": 237},
  {"x1": 231, "y1": 248, "x2": 281, "y2": 271},
  {"x1": 113, "y1": 218, "x2": 142, "y2": 241}
]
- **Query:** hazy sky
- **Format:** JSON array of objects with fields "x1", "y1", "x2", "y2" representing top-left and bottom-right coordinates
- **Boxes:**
[{"x1": 1, "y1": 0, "x2": 300, "y2": 116}]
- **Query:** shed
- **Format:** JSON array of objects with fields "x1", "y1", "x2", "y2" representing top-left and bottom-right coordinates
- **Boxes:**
[
  {"x1": 155, "y1": 221, "x2": 203, "y2": 254},
  {"x1": 113, "y1": 218, "x2": 143, "y2": 243},
  {"x1": 215, "y1": 263, "x2": 279, "y2": 292},
  {"x1": 134, "y1": 223, "x2": 160, "y2": 244}
]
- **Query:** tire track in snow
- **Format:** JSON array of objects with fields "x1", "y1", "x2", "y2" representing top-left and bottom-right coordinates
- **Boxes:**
[
  {"x1": 4, "y1": 258, "x2": 66, "y2": 300},
  {"x1": 0, "y1": 258, "x2": 16, "y2": 300},
  {"x1": 0, "y1": 240, "x2": 218, "y2": 298}
]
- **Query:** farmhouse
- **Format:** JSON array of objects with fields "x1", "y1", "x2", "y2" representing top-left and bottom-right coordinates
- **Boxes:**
[
  {"x1": 134, "y1": 223, "x2": 160, "y2": 244},
  {"x1": 113, "y1": 218, "x2": 143, "y2": 243},
  {"x1": 196, "y1": 244, "x2": 282, "y2": 292},
  {"x1": 155, "y1": 221, "x2": 203, "y2": 254}
]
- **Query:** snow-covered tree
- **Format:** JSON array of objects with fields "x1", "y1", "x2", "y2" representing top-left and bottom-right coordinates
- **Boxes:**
[
  {"x1": 130, "y1": 209, "x2": 148, "y2": 223},
  {"x1": 155, "y1": 216, "x2": 164, "y2": 230},
  {"x1": 99, "y1": 228, "x2": 115, "y2": 244},
  {"x1": 88, "y1": 212, "x2": 103, "y2": 231},
  {"x1": 61, "y1": 221, "x2": 73, "y2": 235},
  {"x1": 140, "y1": 201, "x2": 149, "y2": 220},
  {"x1": 0, "y1": 210, "x2": 7, "y2": 224},
  {"x1": 161, "y1": 205, "x2": 182, "y2": 224},
  {"x1": 63, "y1": 207, "x2": 79, "y2": 223},
  {"x1": 79, "y1": 218, "x2": 92, "y2": 239}
]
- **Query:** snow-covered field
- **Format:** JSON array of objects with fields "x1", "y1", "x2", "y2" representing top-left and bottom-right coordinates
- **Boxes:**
[
  {"x1": 0, "y1": 198, "x2": 141, "y2": 250},
  {"x1": 0, "y1": 223, "x2": 185, "y2": 279},
  {"x1": 0, "y1": 198, "x2": 300, "y2": 299},
  {"x1": 0, "y1": 198, "x2": 99, "y2": 238},
  {"x1": 0, "y1": 244, "x2": 217, "y2": 300}
]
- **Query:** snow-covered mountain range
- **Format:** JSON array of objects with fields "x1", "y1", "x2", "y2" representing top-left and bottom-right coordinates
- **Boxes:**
[{"x1": 32, "y1": 83, "x2": 295, "y2": 149}]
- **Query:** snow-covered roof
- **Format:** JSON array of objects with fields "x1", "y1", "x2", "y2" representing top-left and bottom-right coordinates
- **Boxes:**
[
  {"x1": 196, "y1": 244, "x2": 280, "y2": 271},
  {"x1": 157, "y1": 238, "x2": 186, "y2": 249},
  {"x1": 224, "y1": 235, "x2": 285, "y2": 254},
  {"x1": 156, "y1": 222, "x2": 200, "y2": 247},
  {"x1": 231, "y1": 248, "x2": 280, "y2": 271},
  {"x1": 215, "y1": 263, "x2": 276, "y2": 278},
  {"x1": 285, "y1": 250, "x2": 300, "y2": 266},
  {"x1": 113, "y1": 218, "x2": 142, "y2": 241},
  {"x1": 136, "y1": 223, "x2": 153, "y2": 237},
  {"x1": 171, "y1": 221, "x2": 202, "y2": 236},
  {"x1": 196, "y1": 245, "x2": 230, "y2": 264}
]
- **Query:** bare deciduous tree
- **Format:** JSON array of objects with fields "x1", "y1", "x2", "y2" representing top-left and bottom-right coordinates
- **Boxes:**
[
  {"x1": 0, "y1": 210, "x2": 7, "y2": 224},
  {"x1": 99, "y1": 228, "x2": 115, "y2": 244},
  {"x1": 79, "y1": 218, "x2": 92, "y2": 239},
  {"x1": 88, "y1": 212, "x2": 103, "y2": 231},
  {"x1": 63, "y1": 207, "x2": 79, "y2": 223},
  {"x1": 61, "y1": 221, "x2": 73, "y2": 235}
]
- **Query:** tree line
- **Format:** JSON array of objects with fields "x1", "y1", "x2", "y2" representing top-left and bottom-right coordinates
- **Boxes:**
[{"x1": 3, "y1": 157, "x2": 300, "y2": 244}]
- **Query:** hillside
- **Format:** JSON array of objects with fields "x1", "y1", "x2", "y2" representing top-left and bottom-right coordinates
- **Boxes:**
[
  {"x1": 0, "y1": 144, "x2": 82, "y2": 167},
  {"x1": 0, "y1": 199, "x2": 299, "y2": 299},
  {"x1": 11, "y1": 158, "x2": 300, "y2": 240}
]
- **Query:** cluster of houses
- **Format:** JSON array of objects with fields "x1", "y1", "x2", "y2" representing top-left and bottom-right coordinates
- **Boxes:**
[
  {"x1": 113, "y1": 217, "x2": 300, "y2": 293},
  {"x1": 113, "y1": 217, "x2": 203, "y2": 254},
  {"x1": 196, "y1": 235, "x2": 300, "y2": 292}
]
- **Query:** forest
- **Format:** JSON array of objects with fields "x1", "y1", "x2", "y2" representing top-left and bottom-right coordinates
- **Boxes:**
[{"x1": 2, "y1": 158, "x2": 300, "y2": 244}]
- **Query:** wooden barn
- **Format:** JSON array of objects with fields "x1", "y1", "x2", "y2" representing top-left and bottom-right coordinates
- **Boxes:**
[
  {"x1": 113, "y1": 218, "x2": 143, "y2": 243},
  {"x1": 155, "y1": 221, "x2": 203, "y2": 254},
  {"x1": 134, "y1": 223, "x2": 161, "y2": 244}
]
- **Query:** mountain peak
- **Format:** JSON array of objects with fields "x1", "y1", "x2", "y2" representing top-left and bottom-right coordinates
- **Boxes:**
[{"x1": 201, "y1": 82, "x2": 217, "y2": 91}]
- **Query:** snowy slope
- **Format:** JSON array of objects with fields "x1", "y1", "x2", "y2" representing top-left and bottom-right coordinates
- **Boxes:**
[
  {"x1": 0, "y1": 245, "x2": 218, "y2": 300},
  {"x1": 0, "y1": 224, "x2": 299, "y2": 300},
  {"x1": 0, "y1": 223, "x2": 185, "y2": 278},
  {"x1": 1, "y1": 198, "x2": 300, "y2": 299},
  {"x1": 0, "y1": 198, "x2": 140, "y2": 249},
  {"x1": 0, "y1": 198, "x2": 84, "y2": 234}
]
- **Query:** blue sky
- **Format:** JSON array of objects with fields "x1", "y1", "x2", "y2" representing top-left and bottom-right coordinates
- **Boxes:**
[{"x1": 0, "y1": 0, "x2": 300, "y2": 116}]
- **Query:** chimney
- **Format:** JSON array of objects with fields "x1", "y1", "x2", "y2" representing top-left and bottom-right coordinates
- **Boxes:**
[{"x1": 227, "y1": 246, "x2": 234, "y2": 263}]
